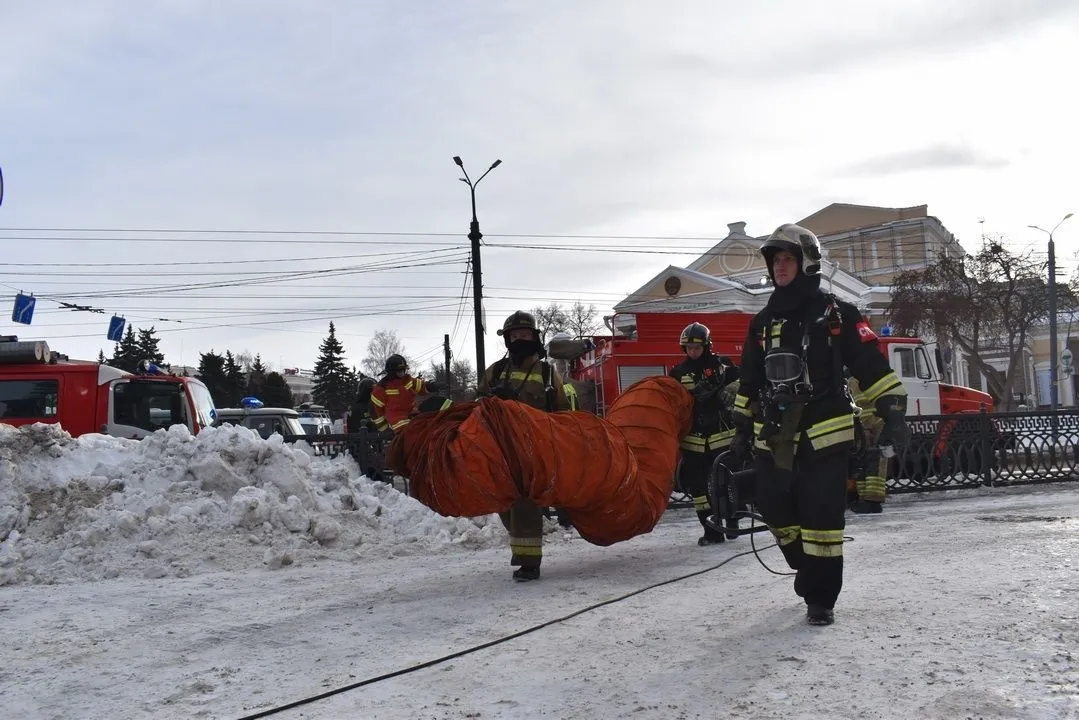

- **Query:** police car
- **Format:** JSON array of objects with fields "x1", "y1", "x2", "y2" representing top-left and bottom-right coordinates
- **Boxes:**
[{"x1": 213, "y1": 398, "x2": 307, "y2": 439}]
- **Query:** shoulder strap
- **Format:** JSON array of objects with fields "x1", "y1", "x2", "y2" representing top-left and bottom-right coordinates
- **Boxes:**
[
  {"x1": 542, "y1": 361, "x2": 555, "y2": 412},
  {"x1": 490, "y1": 358, "x2": 510, "y2": 387}
]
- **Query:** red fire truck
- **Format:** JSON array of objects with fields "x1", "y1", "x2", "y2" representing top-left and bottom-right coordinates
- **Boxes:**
[
  {"x1": 564, "y1": 311, "x2": 992, "y2": 417},
  {"x1": 0, "y1": 336, "x2": 217, "y2": 439}
]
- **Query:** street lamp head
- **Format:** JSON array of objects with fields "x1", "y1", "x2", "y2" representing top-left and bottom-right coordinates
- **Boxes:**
[
  {"x1": 489, "y1": 159, "x2": 502, "y2": 170},
  {"x1": 452, "y1": 156, "x2": 463, "y2": 167},
  {"x1": 1064, "y1": 212, "x2": 1075, "y2": 222}
]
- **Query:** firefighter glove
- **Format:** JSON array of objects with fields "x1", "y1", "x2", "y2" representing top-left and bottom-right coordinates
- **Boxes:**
[
  {"x1": 874, "y1": 395, "x2": 909, "y2": 455},
  {"x1": 379, "y1": 429, "x2": 396, "y2": 442},
  {"x1": 692, "y1": 382, "x2": 719, "y2": 403},
  {"x1": 730, "y1": 430, "x2": 752, "y2": 463}
]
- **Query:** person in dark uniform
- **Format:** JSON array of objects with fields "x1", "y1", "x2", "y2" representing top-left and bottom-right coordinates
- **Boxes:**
[
  {"x1": 669, "y1": 323, "x2": 741, "y2": 545},
  {"x1": 477, "y1": 311, "x2": 573, "y2": 582},
  {"x1": 731, "y1": 224, "x2": 908, "y2": 626}
]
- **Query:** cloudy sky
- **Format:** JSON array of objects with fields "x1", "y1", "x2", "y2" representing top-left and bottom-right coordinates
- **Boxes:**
[{"x1": 1, "y1": 0, "x2": 1076, "y2": 377}]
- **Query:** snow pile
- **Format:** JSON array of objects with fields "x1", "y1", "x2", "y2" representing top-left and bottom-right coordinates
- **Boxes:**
[{"x1": 0, "y1": 423, "x2": 524, "y2": 586}]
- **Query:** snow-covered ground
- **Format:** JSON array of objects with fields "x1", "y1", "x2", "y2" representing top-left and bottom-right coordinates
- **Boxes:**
[{"x1": 2, "y1": 423, "x2": 1078, "y2": 719}]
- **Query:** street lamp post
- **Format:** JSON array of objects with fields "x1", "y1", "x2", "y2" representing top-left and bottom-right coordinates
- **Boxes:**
[
  {"x1": 453, "y1": 156, "x2": 501, "y2": 374},
  {"x1": 1029, "y1": 212, "x2": 1075, "y2": 410}
]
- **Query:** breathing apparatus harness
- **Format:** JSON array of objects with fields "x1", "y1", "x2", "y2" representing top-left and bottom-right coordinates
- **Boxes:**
[{"x1": 759, "y1": 294, "x2": 845, "y2": 442}]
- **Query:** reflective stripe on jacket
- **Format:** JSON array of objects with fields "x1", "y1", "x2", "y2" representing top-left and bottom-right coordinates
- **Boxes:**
[{"x1": 371, "y1": 376, "x2": 427, "y2": 430}]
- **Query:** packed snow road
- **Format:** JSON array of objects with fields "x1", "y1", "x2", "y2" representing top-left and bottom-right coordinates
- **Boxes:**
[{"x1": 3, "y1": 478, "x2": 1078, "y2": 719}]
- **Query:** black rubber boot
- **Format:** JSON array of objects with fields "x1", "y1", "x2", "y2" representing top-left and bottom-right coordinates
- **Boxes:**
[
  {"x1": 806, "y1": 604, "x2": 834, "y2": 626},
  {"x1": 849, "y1": 499, "x2": 883, "y2": 514},
  {"x1": 512, "y1": 566, "x2": 541, "y2": 582}
]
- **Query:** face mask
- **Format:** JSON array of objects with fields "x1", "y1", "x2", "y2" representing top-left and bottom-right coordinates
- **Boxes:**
[{"x1": 508, "y1": 339, "x2": 539, "y2": 361}]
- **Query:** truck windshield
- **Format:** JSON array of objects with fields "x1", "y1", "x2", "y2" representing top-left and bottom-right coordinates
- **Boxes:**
[
  {"x1": 186, "y1": 381, "x2": 217, "y2": 430},
  {"x1": 113, "y1": 380, "x2": 188, "y2": 432}
]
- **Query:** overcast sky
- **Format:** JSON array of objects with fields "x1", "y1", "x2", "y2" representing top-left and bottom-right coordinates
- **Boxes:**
[{"x1": 1, "y1": 0, "x2": 1076, "y2": 376}]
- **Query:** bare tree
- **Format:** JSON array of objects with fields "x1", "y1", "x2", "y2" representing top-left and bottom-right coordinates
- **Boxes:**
[
  {"x1": 564, "y1": 301, "x2": 601, "y2": 338},
  {"x1": 234, "y1": 350, "x2": 256, "y2": 373},
  {"x1": 427, "y1": 359, "x2": 478, "y2": 401},
  {"x1": 528, "y1": 303, "x2": 570, "y2": 341},
  {"x1": 889, "y1": 239, "x2": 1077, "y2": 408},
  {"x1": 361, "y1": 329, "x2": 413, "y2": 377}
]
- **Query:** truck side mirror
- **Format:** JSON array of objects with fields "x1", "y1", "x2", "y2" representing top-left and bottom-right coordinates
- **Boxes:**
[{"x1": 934, "y1": 347, "x2": 944, "y2": 376}]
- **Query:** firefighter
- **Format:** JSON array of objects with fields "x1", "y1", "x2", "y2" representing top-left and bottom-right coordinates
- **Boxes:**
[
  {"x1": 669, "y1": 323, "x2": 741, "y2": 545},
  {"x1": 349, "y1": 376, "x2": 378, "y2": 433},
  {"x1": 477, "y1": 310, "x2": 573, "y2": 582},
  {"x1": 846, "y1": 375, "x2": 888, "y2": 514},
  {"x1": 370, "y1": 354, "x2": 428, "y2": 439},
  {"x1": 731, "y1": 224, "x2": 908, "y2": 626}
]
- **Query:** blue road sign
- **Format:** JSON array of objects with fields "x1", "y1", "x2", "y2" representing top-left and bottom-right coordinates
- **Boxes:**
[
  {"x1": 107, "y1": 315, "x2": 126, "y2": 342},
  {"x1": 12, "y1": 293, "x2": 35, "y2": 325}
]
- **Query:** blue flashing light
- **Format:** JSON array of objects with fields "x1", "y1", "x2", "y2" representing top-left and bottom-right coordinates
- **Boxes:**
[
  {"x1": 880, "y1": 325, "x2": 893, "y2": 337},
  {"x1": 137, "y1": 360, "x2": 166, "y2": 375},
  {"x1": 241, "y1": 396, "x2": 265, "y2": 409}
]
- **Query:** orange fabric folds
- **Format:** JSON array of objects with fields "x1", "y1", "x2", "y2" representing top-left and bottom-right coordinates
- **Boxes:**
[{"x1": 386, "y1": 376, "x2": 693, "y2": 546}]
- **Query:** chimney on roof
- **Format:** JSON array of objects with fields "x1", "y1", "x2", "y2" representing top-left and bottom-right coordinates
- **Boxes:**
[{"x1": 727, "y1": 221, "x2": 747, "y2": 236}]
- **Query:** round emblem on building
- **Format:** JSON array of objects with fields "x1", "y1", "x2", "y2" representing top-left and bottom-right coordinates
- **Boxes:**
[
  {"x1": 664, "y1": 275, "x2": 682, "y2": 296},
  {"x1": 720, "y1": 244, "x2": 754, "y2": 274}
]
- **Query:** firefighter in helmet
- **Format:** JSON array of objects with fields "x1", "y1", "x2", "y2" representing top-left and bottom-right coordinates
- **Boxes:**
[
  {"x1": 731, "y1": 223, "x2": 908, "y2": 626},
  {"x1": 370, "y1": 354, "x2": 429, "y2": 439},
  {"x1": 669, "y1": 322, "x2": 741, "y2": 545},
  {"x1": 477, "y1": 310, "x2": 574, "y2": 582}
]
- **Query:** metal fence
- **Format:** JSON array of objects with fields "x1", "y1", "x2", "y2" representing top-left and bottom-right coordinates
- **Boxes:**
[
  {"x1": 281, "y1": 430, "x2": 395, "y2": 483},
  {"x1": 887, "y1": 408, "x2": 1079, "y2": 492},
  {"x1": 280, "y1": 409, "x2": 1079, "y2": 503}
]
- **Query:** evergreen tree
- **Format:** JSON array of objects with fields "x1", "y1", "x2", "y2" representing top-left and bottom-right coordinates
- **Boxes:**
[
  {"x1": 108, "y1": 326, "x2": 142, "y2": 372},
  {"x1": 136, "y1": 327, "x2": 165, "y2": 366},
  {"x1": 196, "y1": 351, "x2": 229, "y2": 406},
  {"x1": 223, "y1": 351, "x2": 246, "y2": 407},
  {"x1": 312, "y1": 322, "x2": 352, "y2": 416},
  {"x1": 246, "y1": 354, "x2": 268, "y2": 400},
  {"x1": 97, "y1": 349, "x2": 107, "y2": 364},
  {"x1": 263, "y1": 372, "x2": 295, "y2": 408}
]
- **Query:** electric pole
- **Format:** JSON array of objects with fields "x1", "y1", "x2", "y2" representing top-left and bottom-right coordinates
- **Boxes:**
[
  {"x1": 452, "y1": 156, "x2": 501, "y2": 374},
  {"x1": 443, "y1": 333, "x2": 452, "y2": 396}
]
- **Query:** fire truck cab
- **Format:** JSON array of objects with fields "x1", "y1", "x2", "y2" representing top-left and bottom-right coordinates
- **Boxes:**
[{"x1": 0, "y1": 336, "x2": 217, "y2": 439}]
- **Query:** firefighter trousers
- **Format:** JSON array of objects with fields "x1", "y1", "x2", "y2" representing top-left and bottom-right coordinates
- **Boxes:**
[
  {"x1": 754, "y1": 448, "x2": 848, "y2": 609},
  {"x1": 679, "y1": 448, "x2": 723, "y2": 538},
  {"x1": 499, "y1": 497, "x2": 543, "y2": 569}
]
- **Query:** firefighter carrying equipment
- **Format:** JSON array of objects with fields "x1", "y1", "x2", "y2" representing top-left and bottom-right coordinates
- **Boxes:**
[
  {"x1": 371, "y1": 374, "x2": 428, "y2": 431},
  {"x1": 386, "y1": 375, "x2": 694, "y2": 547}
]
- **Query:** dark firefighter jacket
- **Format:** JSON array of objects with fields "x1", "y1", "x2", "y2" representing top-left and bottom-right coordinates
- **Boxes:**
[
  {"x1": 478, "y1": 354, "x2": 574, "y2": 412},
  {"x1": 733, "y1": 292, "x2": 906, "y2": 457},
  {"x1": 669, "y1": 354, "x2": 740, "y2": 453}
]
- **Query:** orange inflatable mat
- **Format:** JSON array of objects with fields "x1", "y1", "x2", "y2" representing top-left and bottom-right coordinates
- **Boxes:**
[{"x1": 386, "y1": 376, "x2": 693, "y2": 546}]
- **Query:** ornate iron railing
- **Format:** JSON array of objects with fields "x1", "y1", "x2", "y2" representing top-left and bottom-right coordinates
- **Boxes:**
[
  {"x1": 886, "y1": 408, "x2": 1079, "y2": 492},
  {"x1": 282, "y1": 430, "x2": 395, "y2": 483},
  {"x1": 281, "y1": 409, "x2": 1079, "y2": 504}
]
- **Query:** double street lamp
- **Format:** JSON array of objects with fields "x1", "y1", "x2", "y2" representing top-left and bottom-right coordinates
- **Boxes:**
[
  {"x1": 452, "y1": 156, "x2": 501, "y2": 374},
  {"x1": 1028, "y1": 212, "x2": 1075, "y2": 410}
]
